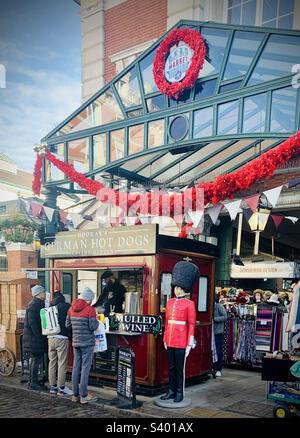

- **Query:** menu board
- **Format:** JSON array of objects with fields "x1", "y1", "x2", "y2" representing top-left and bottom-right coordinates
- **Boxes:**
[
  {"x1": 117, "y1": 348, "x2": 135, "y2": 401},
  {"x1": 93, "y1": 347, "x2": 118, "y2": 375}
]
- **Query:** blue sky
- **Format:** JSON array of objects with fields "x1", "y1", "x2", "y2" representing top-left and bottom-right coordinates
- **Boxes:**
[{"x1": 0, "y1": 0, "x2": 81, "y2": 171}]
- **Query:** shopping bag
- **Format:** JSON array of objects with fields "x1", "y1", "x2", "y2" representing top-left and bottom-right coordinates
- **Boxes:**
[
  {"x1": 40, "y1": 306, "x2": 61, "y2": 336},
  {"x1": 94, "y1": 321, "x2": 107, "y2": 353}
]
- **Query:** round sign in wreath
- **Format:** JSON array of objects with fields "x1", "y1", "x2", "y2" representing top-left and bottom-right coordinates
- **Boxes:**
[{"x1": 153, "y1": 28, "x2": 206, "y2": 100}]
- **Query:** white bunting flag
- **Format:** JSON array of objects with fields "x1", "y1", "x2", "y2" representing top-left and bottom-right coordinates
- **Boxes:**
[
  {"x1": 206, "y1": 204, "x2": 223, "y2": 225},
  {"x1": 188, "y1": 209, "x2": 204, "y2": 228},
  {"x1": 286, "y1": 216, "x2": 299, "y2": 224},
  {"x1": 263, "y1": 185, "x2": 283, "y2": 208},
  {"x1": 43, "y1": 206, "x2": 55, "y2": 223},
  {"x1": 68, "y1": 213, "x2": 83, "y2": 229},
  {"x1": 223, "y1": 200, "x2": 242, "y2": 221}
]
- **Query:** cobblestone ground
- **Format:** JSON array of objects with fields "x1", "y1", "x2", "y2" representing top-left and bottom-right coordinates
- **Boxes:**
[{"x1": 0, "y1": 386, "x2": 136, "y2": 418}]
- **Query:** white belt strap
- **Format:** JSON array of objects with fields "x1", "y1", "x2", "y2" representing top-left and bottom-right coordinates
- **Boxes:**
[{"x1": 168, "y1": 320, "x2": 187, "y2": 325}]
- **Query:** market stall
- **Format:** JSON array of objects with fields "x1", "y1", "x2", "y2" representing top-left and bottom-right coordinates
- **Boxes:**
[{"x1": 36, "y1": 224, "x2": 217, "y2": 394}]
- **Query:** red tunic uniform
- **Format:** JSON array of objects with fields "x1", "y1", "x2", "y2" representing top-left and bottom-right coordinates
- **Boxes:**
[{"x1": 163, "y1": 297, "x2": 196, "y2": 349}]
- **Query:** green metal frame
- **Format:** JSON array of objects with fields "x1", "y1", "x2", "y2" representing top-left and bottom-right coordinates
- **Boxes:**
[{"x1": 42, "y1": 20, "x2": 300, "y2": 192}]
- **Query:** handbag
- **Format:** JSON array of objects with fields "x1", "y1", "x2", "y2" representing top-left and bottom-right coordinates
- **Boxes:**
[{"x1": 40, "y1": 306, "x2": 61, "y2": 336}]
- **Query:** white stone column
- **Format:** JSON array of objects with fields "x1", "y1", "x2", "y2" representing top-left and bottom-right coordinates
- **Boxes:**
[{"x1": 80, "y1": 0, "x2": 105, "y2": 102}]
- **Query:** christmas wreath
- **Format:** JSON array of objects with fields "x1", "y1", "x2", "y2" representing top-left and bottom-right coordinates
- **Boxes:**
[{"x1": 153, "y1": 27, "x2": 206, "y2": 100}]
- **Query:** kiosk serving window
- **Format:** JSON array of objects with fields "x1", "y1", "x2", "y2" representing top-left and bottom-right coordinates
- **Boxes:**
[
  {"x1": 198, "y1": 276, "x2": 209, "y2": 312},
  {"x1": 160, "y1": 272, "x2": 172, "y2": 312}
]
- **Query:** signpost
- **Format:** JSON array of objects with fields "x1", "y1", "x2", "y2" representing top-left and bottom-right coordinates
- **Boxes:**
[{"x1": 113, "y1": 347, "x2": 142, "y2": 409}]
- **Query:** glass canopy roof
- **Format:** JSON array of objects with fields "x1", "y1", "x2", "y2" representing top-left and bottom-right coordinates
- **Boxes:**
[{"x1": 42, "y1": 20, "x2": 300, "y2": 191}]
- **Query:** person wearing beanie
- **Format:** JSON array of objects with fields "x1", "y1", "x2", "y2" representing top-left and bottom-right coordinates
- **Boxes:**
[
  {"x1": 48, "y1": 291, "x2": 72, "y2": 396},
  {"x1": 23, "y1": 284, "x2": 48, "y2": 390},
  {"x1": 213, "y1": 295, "x2": 227, "y2": 377},
  {"x1": 66, "y1": 287, "x2": 99, "y2": 404},
  {"x1": 161, "y1": 261, "x2": 198, "y2": 404},
  {"x1": 93, "y1": 270, "x2": 127, "y2": 316}
]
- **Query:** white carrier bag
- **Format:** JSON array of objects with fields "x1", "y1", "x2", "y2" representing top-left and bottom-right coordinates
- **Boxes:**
[
  {"x1": 94, "y1": 321, "x2": 107, "y2": 353},
  {"x1": 40, "y1": 306, "x2": 61, "y2": 336}
]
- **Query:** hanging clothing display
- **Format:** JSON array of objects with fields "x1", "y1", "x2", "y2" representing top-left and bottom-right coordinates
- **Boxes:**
[
  {"x1": 255, "y1": 308, "x2": 274, "y2": 352},
  {"x1": 234, "y1": 319, "x2": 256, "y2": 365},
  {"x1": 286, "y1": 282, "x2": 300, "y2": 333}
]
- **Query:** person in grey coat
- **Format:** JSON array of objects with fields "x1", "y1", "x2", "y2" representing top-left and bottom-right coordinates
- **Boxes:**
[{"x1": 213, "y1": 295, "x2": 227, "y2": 377}]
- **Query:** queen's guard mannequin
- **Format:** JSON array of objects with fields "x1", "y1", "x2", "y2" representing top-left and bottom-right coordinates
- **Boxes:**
[{"x1": 160, "y1": 261, "x2": 198, "y2": 404}]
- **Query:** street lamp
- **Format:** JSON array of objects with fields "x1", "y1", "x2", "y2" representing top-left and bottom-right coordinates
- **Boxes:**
[
  {"x1": 248, "y1": 207, "x2": 270, "y2": 255},
  {"x1": 33, "y1": 231, "x2": 41, "y2": 252}
]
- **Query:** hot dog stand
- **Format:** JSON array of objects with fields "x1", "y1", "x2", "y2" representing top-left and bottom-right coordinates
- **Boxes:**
[{"x1": 38, "y1": 224, "x2": 217, "y2": 394}]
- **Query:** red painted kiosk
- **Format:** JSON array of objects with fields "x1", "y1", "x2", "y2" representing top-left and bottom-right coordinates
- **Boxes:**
[{"x1": 40, "y1": 224, "x2": 217, "y2": 394}]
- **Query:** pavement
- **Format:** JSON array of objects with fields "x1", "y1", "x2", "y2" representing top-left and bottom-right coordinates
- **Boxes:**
[{"x1": 0, "y1": 367, "x2": 274, "y2": 418}]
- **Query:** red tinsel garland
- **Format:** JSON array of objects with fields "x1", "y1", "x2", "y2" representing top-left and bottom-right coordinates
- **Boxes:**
[
  {"x1": 32, "y1": 153, "x2": 43, "y2": 196},
  {"x1": 38, "y1": 131, "x2": 300, "y2": 237},
  {"x1": 153, "y1": 28, "x2": 206, "y2": 100}
]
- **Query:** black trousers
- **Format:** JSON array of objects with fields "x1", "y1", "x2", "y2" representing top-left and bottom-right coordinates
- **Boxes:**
[
  {"x1": 29, "y1": 353, "x2": 43, "y2": 385},
  {"x1": 213, "y1": 333, "x2": 224, "y2": 372},
  {"x1": 167, "y1": 347, "x2": 186, "y2": 395}
]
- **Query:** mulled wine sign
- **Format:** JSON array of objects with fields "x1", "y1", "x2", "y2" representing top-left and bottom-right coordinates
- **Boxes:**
[{"x1": 119, "y1": 314, "x2": 162, "y2": 335}]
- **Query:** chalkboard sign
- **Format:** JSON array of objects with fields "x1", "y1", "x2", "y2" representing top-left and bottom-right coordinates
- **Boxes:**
[
  {"x1": 93, "y1": 347, "x2": 118, "y2": 375},
  {"x1": 116, "y1": 347, "x2": 142, "y2": 409}
]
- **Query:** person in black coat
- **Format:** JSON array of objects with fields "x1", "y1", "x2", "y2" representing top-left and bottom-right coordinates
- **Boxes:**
[
  {"x1": 23, "y1": 285, "x2": 48, "y2": 390},
  {"x1": 93, "y1": 270, "x2": 126, "y2": 316}
]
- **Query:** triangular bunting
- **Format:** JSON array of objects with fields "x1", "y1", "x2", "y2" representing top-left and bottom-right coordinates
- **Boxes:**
[
  {"x1": 223, "y1": 200, "x2": 242, "y2": 221},
  {"x1": 206, "y1": 204, "x2": 223, "y2": 225},
  {"x1": 263, "y1": 185, "x2": 283, "y2": 208},
  {"x1": 244, "y1": 194, "x2": 260, "y2": 213},
  {"x1": 43, "y1": 206, "x2": 55, "y2": 223},
  {"x1": 243, "y1": 208, "x2": 253, "y2": 222},
  {"x1": 188, "y1": 209, "x2": 204, "y2": 228},
  {"x1": 286, "y1": 216, "x2": 299, "y2": 224},
  {"x1": 31, "y1": 202, "x2": 43, "y2": 218},
  {"x1": 68, "y1": 213, "x2": 83, "y2": 229},
  {"x1": 19, "y1": 198, "x2": 31, "y2": 214},
  {"x1": 271, "y1": 214, "x2": 284, "y2": 230}
]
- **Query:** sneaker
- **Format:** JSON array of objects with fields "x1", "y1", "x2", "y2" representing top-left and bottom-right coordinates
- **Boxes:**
[
  {"x1": 72, "y1": 395, "x2": 80, "y2": 403},
  {"x1": 49, "y1": 385, "x2": 58, "y2": 395},
  {"x1": 80, "y1": 393, "x2": 98, "y2": 404},
  {"x1": 215, "y1": 371, "x2": 222, "y2": 377},
  {"x1": 58, "y1": 386, "x2": 73, "y2": 396}
]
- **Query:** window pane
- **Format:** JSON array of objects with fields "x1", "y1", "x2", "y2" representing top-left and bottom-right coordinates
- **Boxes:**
[
  {"x1": 146, "y1": 95, "x2": 166, "y2": 112},
  {"x1": 68, "y1": 138, "x2": 89, "y2": 173},
  {"x1": 194, "y1": 79, "x2": 217, "y2": 100},
  {"x1": 224, "y1": 31, "x2": 263, "y2": 80},
  {"x1": 46, "y1": 143, "x2": 65, "y2": 181},
  {"x1": 169, "y1": 115, "x2": 189, "y2": 142},
  {"x1": 148, "y1": 119, "x2": 164, "y2": 148},
  {"x1": 58, "y1": 89, "x2": 123, "y2": 136},
  {"x1": 271, "y1": 86, "x2": 297, "y2": 132},
  {"x1": 160, "y1": 273, "x2": 172, "y2": 312},
  {"x1": 115, "y1": 66, "x2": 142, "y2": 108},
  {"x1": 217, "y1": 100, "x2": 239, "y2": 135},
  {"x1": 229, "y1": 0, "x2": 241, "y2": 6},
  {"x1": 243, "y1": 93, "x2": 267, "y2": 133},
  {"x1": 279, "y1": 0, "x2": 294, "y2": 15},
  {"x1": 263, "y1": 19, "x2": 277, "y2": 27},
  {"x1": 198, "y1": 277, "x2": 208, "y2": 312},
  {"x1": 248, "y1": 34, "x2": 300, "y2": 85},
  {"x1": 242, "y1": 0, "x2": 256, "y2": 25},
  {"x1": 262, "y1": 0, "x2": 278, "y2": 22},
  {"x1": 193, "y1": 107, "x2": 213, "y2": 138},
  {"x1": 140, "y1": 50, "x2": 158, "y2": 94},
  {"x1": 129, "y1": 124, "x2": 144, "y2": 155},
  {"x1": 110, "y1": 129, "x2": 125, "y2": 161},
  {"x1": 278, "y1": 14, "x2": 294, "y2": 29},
  {"x1": 199, "y1": 28, "x2": 230, "y2": 78},
  {"x1": 220, "y1": 80, "x2": 243, "y2": 93},
  {"x1": 127, "y1": 108, "x2": 144, "y2": 118},
  {"x1": 228, "y1": 5, "x2": 241, "y2": 24},
  {"x1": 93, "y1": 134, "x2": 106, "y2": 169}
]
